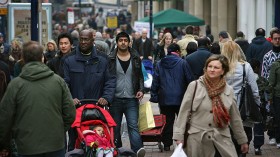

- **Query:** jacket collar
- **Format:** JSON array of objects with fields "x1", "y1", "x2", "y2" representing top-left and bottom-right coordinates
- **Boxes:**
[
  {"x1": 75, "y1": 46, "x2": 98, "y2": 61},
  {"x1": 109, "y1": 47, "x2": 139, "y2": 60}
]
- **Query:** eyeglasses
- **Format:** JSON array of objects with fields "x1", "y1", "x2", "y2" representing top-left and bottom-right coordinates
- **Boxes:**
[
  {"x1": 80, "y1": 38, "x2": 91, "y2": 42},
  {"x1": 273, "y1": 37, "x2": 280, "y2": 41}
]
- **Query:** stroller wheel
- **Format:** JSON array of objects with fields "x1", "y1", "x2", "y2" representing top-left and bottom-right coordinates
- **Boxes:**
[{"x1": 158, "y1": 142, "x2": 164, "y2": 152}]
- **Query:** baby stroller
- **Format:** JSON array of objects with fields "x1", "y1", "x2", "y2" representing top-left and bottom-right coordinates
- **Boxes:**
[
  {"x1": 66, "y1": 99, "x2": 118, "y2": 157},
  {"x1": 140, "y1": 114, "x2": 166, "y2": 152}
]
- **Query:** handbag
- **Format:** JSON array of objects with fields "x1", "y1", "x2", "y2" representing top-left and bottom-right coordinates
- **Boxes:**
[
  {"x1": 183, "y1": 81, "x2": 197, "y2": 148},
  {"x1": 138, "y1": 101, "x2": 156, "y2": 132},
  {"x1": 239, "y1": 64, "x2": 263, "y2": 123}
]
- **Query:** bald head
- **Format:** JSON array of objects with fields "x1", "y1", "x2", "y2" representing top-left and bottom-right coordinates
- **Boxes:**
[
  {"x1": 142, "y1": 28, "x2": 148, "y2": 39},
  {"x1": 79, "y1": 29, "x2": 94, "y2": 54}
]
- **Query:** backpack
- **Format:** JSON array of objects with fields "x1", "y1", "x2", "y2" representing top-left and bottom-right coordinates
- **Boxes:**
[{"x1": 0, "y1": 69, "x2": 7, "y2": 101}]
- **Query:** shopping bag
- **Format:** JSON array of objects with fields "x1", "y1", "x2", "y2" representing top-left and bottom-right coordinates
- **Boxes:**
[
  {"x1": 138, "y1": 101, "x2": 155, "y2": 132},
  {"x1": 144, "y1": 73, "x2": 153, "y2": 88},
  {"x1": 171, "y1": 143, "x2": 187, "y2": 157}
]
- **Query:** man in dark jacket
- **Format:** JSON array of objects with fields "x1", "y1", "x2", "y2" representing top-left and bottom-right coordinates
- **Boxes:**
[
  {"x1": 0, "y1": 41, "x2": 75, "y2": 157},
  {"x1": 64, "y1": 29, "x2": 116, "y2": 151},
  {"x1": 186, "y1": 36, "x2": 212, "y2": 79},
  {"x1": 132, "y1": 28, "x2": 154, "y2": 60},
  {"x1": 108, "y1": 32, "x2": 145, "y2": 157},
  {"x1": 246, "y1": 28, "x2": 273, "y2": 65},
  {"x1": 235, "y1": 31, "x2": 249, "y2": 55},
  {"x1": 150, "y1": 43, "x2": 194, "y2": 151},
  {"x1": 47, "y1": 32, "x2": 73, "y2": 77}
]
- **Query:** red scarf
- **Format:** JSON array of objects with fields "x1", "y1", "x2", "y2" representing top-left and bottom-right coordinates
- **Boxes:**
[{"x1": 203, "y1": 75, "x2": 230, "y2": 128}]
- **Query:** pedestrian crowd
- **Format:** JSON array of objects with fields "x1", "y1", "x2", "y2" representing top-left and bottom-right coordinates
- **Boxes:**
[{"x1": 0, "y1": 22, "x2": 280, "y2": 157}]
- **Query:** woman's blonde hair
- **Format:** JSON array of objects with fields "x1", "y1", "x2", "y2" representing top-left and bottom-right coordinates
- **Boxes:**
[
  {"x1": 221, "y1": 41, "x2": 245, "y2": 74},
  {"x1": 159, "y1": 32, "x2": 173, "y2": 46}
]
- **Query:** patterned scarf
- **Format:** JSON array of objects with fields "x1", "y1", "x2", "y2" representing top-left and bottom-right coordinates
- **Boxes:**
[{"x1": 203, "y1": 75, "x2": 230, "y2": 128}]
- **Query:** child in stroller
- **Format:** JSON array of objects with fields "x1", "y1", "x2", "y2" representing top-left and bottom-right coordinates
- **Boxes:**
[
  {"x1": 83, "y1": 125, "x2": 114, "y2": 157},
  {"x1": 65, "y1": 100, "x2": 117, "y2": 157}
]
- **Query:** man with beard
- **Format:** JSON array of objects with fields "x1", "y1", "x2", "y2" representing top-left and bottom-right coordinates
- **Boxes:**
[
  {"x1": 108, "y1": 32, "x2": 146, "y2": 157},
  {"x1": 63, "y1": 29, "x2": 116, "y2": 151}
]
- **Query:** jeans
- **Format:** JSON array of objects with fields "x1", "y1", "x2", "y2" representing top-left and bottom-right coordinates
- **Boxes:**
[
  {"x1": 18, "y1": 148, "x2": 64, "y2": 157},
  {"x1": 159, "y1": 105, "x2": 180, "y2": 147},
  {"x1": 109, "y1": 98, "x2": 143, "y2": 153}
]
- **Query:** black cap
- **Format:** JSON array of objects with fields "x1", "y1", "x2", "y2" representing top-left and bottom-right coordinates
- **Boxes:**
[{"x1": 116, "y1": 32, "x2": 130, "y2": 43}]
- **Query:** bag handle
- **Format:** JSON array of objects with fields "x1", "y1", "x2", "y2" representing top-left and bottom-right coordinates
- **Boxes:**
[
  {"x1": 186, "y1": 80, "x2": 198, "y2": 127},
  {"x1": 242, "y1": 63, "x2": 246, "y2": 84}
]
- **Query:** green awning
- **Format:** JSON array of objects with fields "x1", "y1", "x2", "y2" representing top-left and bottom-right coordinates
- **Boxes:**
[{"x1": 138, "y1": 8, "x2": 205, "y2": 28}]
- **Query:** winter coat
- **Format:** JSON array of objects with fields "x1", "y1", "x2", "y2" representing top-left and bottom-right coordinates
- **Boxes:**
[
  {"x1": 150, "y1": 54, "x2": 194, "y2": 106},
  {"x1": 133, "y1": 38, "x2": 154, "y2": 59},
  {"x1": 0, "y1": 62, "x2": 75, "y2": 155},
  {"x1": 246, "y1": 36, "x2": 272, "y2": 63},
  {"x1": 177, "y1": 34, "x2": 197, "y2": 56},
  {"x1": 173, "y1": 78, "x2": 247, "y2": 157},
  {"x1": 185, "y1": 48, "x2": 212, "y2": 79},
  {"x1": 47, "y1": 50, "x2": 74, "y2": 78},
  {"x1": 235, "y1": 38, "x2": 249, "y2": 55},
  {"x1": 84, "y1": 131, "x2": 112, "y2": 149},
  {"x1": 64, "y1": 47, "x2": 116, "y2": 104},
  {"x1": 108, "y1": 47, "x2": 144, "y2": 95},
  {"x1": 226, "y1": 62, "x2": 261, "y2": 107},
  {"x1": 269, "y1": 59, "x2": 280, "y2": 98}
]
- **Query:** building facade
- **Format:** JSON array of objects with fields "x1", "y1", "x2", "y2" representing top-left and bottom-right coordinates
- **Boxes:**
[{"x1": 131, "y1": 0, "x2": 279, "y2": 42}]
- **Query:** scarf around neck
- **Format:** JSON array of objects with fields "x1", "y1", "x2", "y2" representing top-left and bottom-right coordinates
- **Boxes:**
[{"x1": 203, "y1": 75, "x2": 230, "y2": 128}]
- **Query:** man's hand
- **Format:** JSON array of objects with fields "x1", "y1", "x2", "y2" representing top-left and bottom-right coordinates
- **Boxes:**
[
  {"x1": 241, "y1": 143, "x2": 249, "y2": 154},
  {"x1": 73, "y1": 98, "x2": 80, "y2": 106},
  {"x1": 97, "y1": 98, "x2": 108, "y2": 106},
  {"x1": 135, "y1": 91, "x2": 144, "y2": 100},
  {"x1": 0, "y1": 149, "x2": 9, "y2": 157}
]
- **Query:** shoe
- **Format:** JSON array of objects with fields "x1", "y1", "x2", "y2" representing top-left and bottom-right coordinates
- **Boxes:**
[
  {"x1": 254, "y1": 148, "x2": 262, "y2": 155},
  {"x1": 164, "y1": 146, "x2": 170, "y2": 151},
  {"x1": 277, "y1": 143, "x2": 280, "y2": 149},
  {"x1": 269, "y1": 138, "x2": 276, "y2": 145},
  {"x1": 137, "y1": 147, "x2": 146, "y2": 157}
]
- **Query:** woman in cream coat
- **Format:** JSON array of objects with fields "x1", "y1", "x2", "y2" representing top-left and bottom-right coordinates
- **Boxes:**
[{"x1": 173, "y1": 55, "x2": 248, "y2": 157}]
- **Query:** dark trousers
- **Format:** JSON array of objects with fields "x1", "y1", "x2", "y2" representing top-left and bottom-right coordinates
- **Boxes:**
[
  {"x1": 67, "y1": 128, "x2": 77, "y2": 152},
  {"x1": 253, "y1": 123, "x2": 264, "y2": 148},
  {"x1": 273, "y1": 96, "x2": 280, "y2": 143},
  {"x1": 18, "y1": 148, "x2": 64, "y2": 157},
  {"x1": 159, "y1": 105, "x2": 180, "y2": 147}
]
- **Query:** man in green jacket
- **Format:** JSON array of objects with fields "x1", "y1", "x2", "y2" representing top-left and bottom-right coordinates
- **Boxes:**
[{"x1": 0, "y1": 41, "x2": 76, "y2": 157}]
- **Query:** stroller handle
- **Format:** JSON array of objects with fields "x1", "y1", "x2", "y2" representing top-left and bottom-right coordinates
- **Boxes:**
[{"x1": 76, "y1": 99, "x2": 109, "y2": 110}]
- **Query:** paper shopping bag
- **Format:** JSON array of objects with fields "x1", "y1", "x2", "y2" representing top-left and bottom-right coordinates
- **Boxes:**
[{"x1": 138, "y1": 101, "x2": 155, "y2": 132}]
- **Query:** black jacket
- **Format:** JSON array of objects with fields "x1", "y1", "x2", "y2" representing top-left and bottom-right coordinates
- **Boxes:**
[
  {"x1": 246, "y1": 36, "x2": 272, "y2": 63},
  {"x1": 133, "y1": 38, "x2": 154, "y2": 59},
  {"x1": 108, "y1": 47, "x2": 144, "y2": 95}
]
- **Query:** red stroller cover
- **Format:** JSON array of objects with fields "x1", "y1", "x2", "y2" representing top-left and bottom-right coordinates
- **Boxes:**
[{"x1": 72, "y1": 104, "x2": 117, "y2": 128}]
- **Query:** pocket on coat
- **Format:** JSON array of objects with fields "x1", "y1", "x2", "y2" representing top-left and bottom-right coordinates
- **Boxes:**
[{"x1": 70, "y1": 68, "x2": 84, "y2": 73}]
